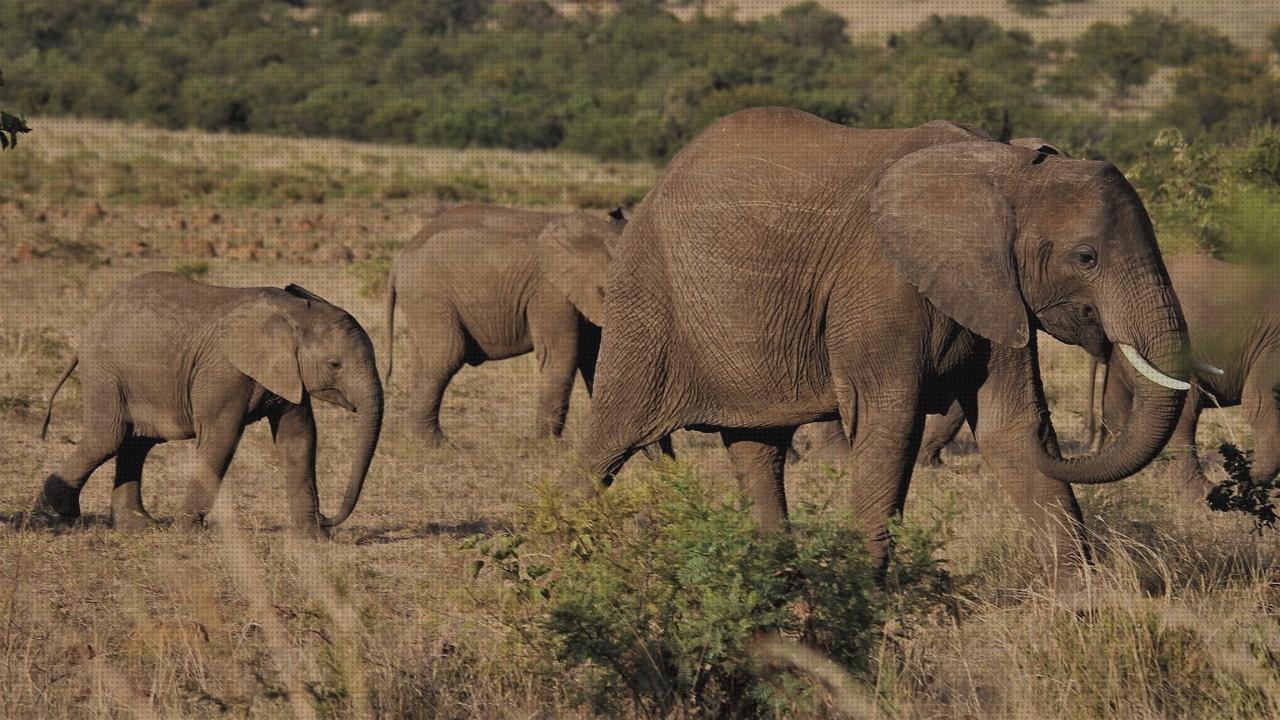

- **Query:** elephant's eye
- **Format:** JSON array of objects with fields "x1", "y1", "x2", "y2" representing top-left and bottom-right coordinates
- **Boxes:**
[
  {"x1": 1071, "y1": 244, "x2": 1098, "y2": 269},
  {"x1": 327, "y1": 358, "x2": 342, "y2": 369}
]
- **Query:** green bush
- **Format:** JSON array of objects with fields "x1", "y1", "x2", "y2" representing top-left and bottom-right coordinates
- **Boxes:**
[
  {"x1": 467, "y1": 462, "x2": 960, "y2": 718},
  {"x1": 171, "y1": 260, "x2": 209, "y2": 279}
]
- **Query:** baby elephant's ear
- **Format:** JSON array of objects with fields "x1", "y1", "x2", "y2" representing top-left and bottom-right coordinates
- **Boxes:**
[
  {"x1": 537, "y1": 214, "x2": 614, "y2": 326},
  {"x1": 872, "y1": 140, "x2": 1030, "y2": 348},
  {"x1": 284, "y1": 283, "x2": 334, "y2": 307},
  {"x1": 1009, "y1": 136, "x2": 1066, "y2": 158},
  {"x1": 219, "y1": 297, "x2": 304, "y2": 403}
]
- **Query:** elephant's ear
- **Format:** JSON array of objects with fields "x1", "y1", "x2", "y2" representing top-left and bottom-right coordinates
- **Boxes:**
[
  {"x1": 219, "y1": 296, "x2": 304, "y2": 403},
  {"x1": 284, "y1": 283, "x2": 334, "y2": 307},
  {"x1": 1009, "y1": 136, "x2": 1067, "y2": 159},
  {"x1": 537, "y1": 214, "x2": 615, "y2": 326},
  {"x1": 872, "y1": 141, "x2": 1030, "y2": 348}
]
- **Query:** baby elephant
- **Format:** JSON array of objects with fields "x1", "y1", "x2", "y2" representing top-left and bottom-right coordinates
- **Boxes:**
[
  {"x1": 36, "y1": 272, "x2": 383, "y2": 538},
  {"x1": 386, "y1": 204, "x2": 628, "y2": 446}
]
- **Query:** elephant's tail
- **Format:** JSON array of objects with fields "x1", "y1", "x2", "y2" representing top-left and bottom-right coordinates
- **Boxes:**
[
  {"x1": 383, "y1": 265, "x2": 397, "y2": 383},
  {"x1": 41, "y1": 354, "x2": 78, "y2": 440}
]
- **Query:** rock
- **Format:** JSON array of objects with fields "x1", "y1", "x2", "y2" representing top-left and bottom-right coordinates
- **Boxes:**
[
  {"x1": 207, "y1": 212, "x2": 221, "y2": 224},
  {"x1": 13, "y1": 242, "x2": 43, "y2": 262},
  {"x1": 317, "y1": 243, "x2": 354, "y2": 265},
  {"x1": 224, "y1": 244, "x2": 259, "y2": 261},
  {"x1": 34, "y1": 211, "x2": 47, "y2": 223},
  {"x1": 180, "y1": 237, "x2": 217, "y2": 258},
  {"x1": 78, "y1": 201, "x2": 107, "y2": 224}
]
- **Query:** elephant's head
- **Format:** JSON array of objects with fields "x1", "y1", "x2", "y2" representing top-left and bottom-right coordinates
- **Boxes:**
[
  {"x1": 537, "y1": 212, "x2": 623, "y2": 326},
  {"x1": 220, "y1": 284, "x2": 384, "y2": 527},
  {"x1": 873, "y1": 139, "x2": 1189, "y2": 485}
]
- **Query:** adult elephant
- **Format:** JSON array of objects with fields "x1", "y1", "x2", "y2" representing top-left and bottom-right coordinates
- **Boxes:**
[
  {"x1": 1088, "y1": 255, "x2": 1273, "y2": 498},
  {"x1": 385, "y1": 204, "x2": 672, "y2": 454},
  {"x1": 36, "y1": 273, "x2": 383, "y2": 538},
  {"x1": 576, "y1": 107, "x2": 1190, "y2": 576}
]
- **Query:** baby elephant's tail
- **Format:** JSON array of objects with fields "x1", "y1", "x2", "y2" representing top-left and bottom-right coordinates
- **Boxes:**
[
  {"x1": 383, "y1": 265, "x2": 397, "y2": 383},
  {"x1": 41, "y1": 355, "x2": 78, "y2": 440}
]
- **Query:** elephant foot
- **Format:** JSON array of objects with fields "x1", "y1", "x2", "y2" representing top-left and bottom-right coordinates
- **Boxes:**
[
  {"x1": 35, "y1": 474, "x2": 82, "y2": 523},
  {"x1": 419, "y1": 429, "x2": 452, "y2": 450},
  {"x1": 291, "y1": 522, "x2": 331, "y2": 542},
  {"x1": 176, "y1": 510, "x2": 211, "y2": 532},
  {"x1": 112, "y1": 508, "x2": 159, "y2": 532},
  {"x1": 917, "y1": 449, "x2": 944, "y2": 468}
]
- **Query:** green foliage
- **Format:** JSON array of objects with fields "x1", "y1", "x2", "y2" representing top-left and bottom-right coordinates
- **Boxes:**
[
  {"x1": 1006, "y1": 0, "x2": 1085, "y2": 19},
  {"x1": 1206, "y1": 443, "x2": 1279, "y2": 534},
  {"x1": 466, "y1": 463, "x2": 960, "y2": 718},
  {"x1": 171, "y1": 260, "x2": 209, "y2": 279},
  {"x1": 1047, "y1": 10, "x2": 1240, "y2": 101},
  {"x1": 0, "y1": 68, "x2": 31, "y2": 149},
  {"x1": 347, "y1": 251, "x2": 395, "y2": 299}
]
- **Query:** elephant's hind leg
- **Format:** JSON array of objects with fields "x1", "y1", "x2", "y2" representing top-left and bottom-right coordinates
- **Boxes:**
[
  {"x1": 37, "y1": 380, "x2": 127, "y2": 522},
  {"x1": 917, "y1": 402, "x2": 966, "y2": 468},
  {"x1": 722, "y1": 428, "x2": 795, "y2": 532},
  {"x1": 111, "y1": 435, "x2": 160, "y2": 531},
  {"x1": 407, "y1": 303, "x2": 466, "y2": 447}
]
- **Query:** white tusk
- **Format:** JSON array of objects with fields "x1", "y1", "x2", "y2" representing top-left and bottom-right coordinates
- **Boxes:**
[
  {"x1": 1194, "y1": 360, "x2": 1226, "y2": 376},
  {"x1": 1119, "y1": 344, "x2": 1191, "y2": 391}
]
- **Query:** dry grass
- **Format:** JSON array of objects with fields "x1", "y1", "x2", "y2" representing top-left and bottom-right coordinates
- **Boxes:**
[{"x1": 2, "y1": 128, "x2": 1280, "y2": 718}]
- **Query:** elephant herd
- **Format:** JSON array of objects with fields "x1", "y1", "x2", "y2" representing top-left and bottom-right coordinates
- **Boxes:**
[{"x1": 30, "y1": 107, "x2": 1277, "y2": 582}]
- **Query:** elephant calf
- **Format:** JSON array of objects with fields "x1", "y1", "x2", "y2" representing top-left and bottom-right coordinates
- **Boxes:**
[
  {"x1": 386, "y1": 204, "x2": 666, "y2": 449},
  {"x1": 36, "y1": 272, "x2": 384, "y2": 537}
]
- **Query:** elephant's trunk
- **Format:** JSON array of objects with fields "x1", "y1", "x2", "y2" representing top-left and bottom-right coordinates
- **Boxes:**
[
  {"x1": 323, "y1": 371, "x2": 383, "y2": 527},
  {"x1": 1036, "y1": 282, "x2": 1188, "y2": 485}
]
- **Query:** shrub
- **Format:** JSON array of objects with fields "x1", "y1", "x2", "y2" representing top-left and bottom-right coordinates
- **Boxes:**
[
  {"x1": 172, "y1": 260, "x2": 210, "y2": 279},
  {"x1": 467, "y1": 462, "x2": 960, "y2": 718}
]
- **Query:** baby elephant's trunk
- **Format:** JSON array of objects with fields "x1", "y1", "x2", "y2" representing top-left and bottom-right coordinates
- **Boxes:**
[{"x1": 323, "y1": 374, "x2": 383, "y2": 527}]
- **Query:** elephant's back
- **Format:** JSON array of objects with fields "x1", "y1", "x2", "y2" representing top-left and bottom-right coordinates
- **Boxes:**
[
  {"x1": 609, "y1": 111, "x2": 979, "y2": 415},
  {"x1": 395, "y1": 204, "x2": 549, "y2": 288}
]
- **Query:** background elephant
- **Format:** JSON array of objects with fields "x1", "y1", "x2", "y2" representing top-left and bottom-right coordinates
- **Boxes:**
[
  {"x1": 1088, "y1": 255, "x2": 1278, "y2": 497},
  {"x1": 36, "y1": 272, "x2": 383, "y2": 537},
  {"x1": 578, "y1": 107, "x2": 1190, "y2": 577},
  {"x1": 385, "y1": 203, "x2": 640, "y2": 447}
]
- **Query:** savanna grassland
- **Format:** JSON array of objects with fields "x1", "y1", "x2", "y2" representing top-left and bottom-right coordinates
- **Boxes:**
[{"x1": 1, "y1": 117, "x2": 1280, "y2": 719}]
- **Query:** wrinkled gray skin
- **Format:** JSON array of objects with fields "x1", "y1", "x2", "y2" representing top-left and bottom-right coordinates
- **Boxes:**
[
  {"x1": 386, "y1": 204, "x2": 672, "y2": 455},
  {"x1": 577, "y1": 108, "x2": 1190, "y2": 580},
  {"x1": 36, "y1": 272, "x2": 384, "y2": 538},
  {"x1": 1090, "y1": 255, "x2": 1280, "y2": 498}
]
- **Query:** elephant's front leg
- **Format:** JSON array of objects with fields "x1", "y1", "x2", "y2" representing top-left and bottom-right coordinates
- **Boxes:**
[
  {"x1": 1243, "y1": 355, "x2": 1280, "y2": 487},
  {"x1": 529, "y1": 301, "x2": 580, "y2": 439},
  {"x1": 972, "y1": 345, "x2": 1090, "y2": 584},
  {"x1": 269, "y1": 403, "x2": 327, "y2": 540},
  {"x1": 845, "y1": 392, "x2": 925, "y2": 571},
  {"x1": 181, "y1": 406, "x2": 247, "y2": 530},
  {"x1": 1165, "y1": 387, "x2": 1211, "y2": 501},
  {"x1": 721, "y1": 427, "x2": 796, "y2": 532}
]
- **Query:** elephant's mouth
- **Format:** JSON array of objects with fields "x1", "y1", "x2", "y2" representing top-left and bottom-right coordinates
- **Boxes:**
[
  {"x1": 1035, "y1": 302, "x2": 1109, "y2": 359},
  {"x1": 312, "y1": 388, "x2": 357, "y2": 412}
]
